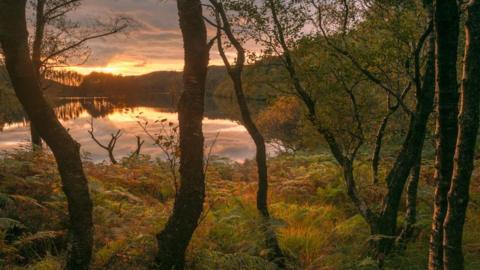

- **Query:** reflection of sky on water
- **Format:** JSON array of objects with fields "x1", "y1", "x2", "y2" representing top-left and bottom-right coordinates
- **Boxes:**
[{"x1": 0, "y1": 106, "x2": 261, "y2": 163}]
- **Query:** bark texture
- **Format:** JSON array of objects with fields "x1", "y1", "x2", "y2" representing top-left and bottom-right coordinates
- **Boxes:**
[
  {"x1": 155, "y1": 0, "x2": 208, "y2": 269},
  {"x1": 443, "y1": 1, "x2": 480, "y2": 269},
  {"x1": 30, "y1": 0, "x2": 47, "y2": 149},
  {"x1": 429, "y1": 1, "x2": 460, "y2": 269},
  {"x1": 0, "y1": 1, "x2": 93, "y2": 269}
]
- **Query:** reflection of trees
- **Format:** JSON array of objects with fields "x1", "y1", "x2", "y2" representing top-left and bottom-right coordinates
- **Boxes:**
[
  {"x1": 80, "y1": 98, "x2": 116, "y2": 118},
  {"x1": 53, "y1": 96, "x2": 175, "y2": 121},
  {"x1": 53, "y1": 97, "x2": 116, "y2": 120},
  {"x1": 1, "y1": 94, "x2": 266, "y2": 125},
  {"x1": 54, "y1": 99, "x2": 85, "y2": 120},
  {"x1": 111, "y1": 94, "x2": 178, "y2": 113}
]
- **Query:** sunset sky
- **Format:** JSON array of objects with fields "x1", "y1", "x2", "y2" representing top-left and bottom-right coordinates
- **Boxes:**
[{"x1": 64, "y1": 0, "x2": 224, "y2": 76}]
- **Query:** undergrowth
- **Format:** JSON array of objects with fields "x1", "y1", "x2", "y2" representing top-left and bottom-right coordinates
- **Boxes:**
[{"x1": 0, "y1": 150, "x2": 479, "y2": 269}]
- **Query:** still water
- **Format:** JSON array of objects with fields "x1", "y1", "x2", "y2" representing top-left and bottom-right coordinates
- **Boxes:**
[{"x1": 0, "y1": 96, "x2": 267, "y2": 162}]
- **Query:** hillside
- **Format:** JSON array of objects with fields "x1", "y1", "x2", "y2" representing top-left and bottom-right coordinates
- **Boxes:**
[
  {"x1": 2, "y1": 64, "x2": 277, "y2": 101},
  {"x1": 71, "y1": 66, "x2": 228, "y2": 98}
]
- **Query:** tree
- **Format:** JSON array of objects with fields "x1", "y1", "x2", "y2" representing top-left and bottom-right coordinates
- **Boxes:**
[
  {"x1": 154, "y1": 0, "x2": 209, "y2": 269},
  {"x1": 428, "y1": 0, "x2": 460, "y2": 269},
  {"x1": 28, "y1": 0, "x2": 129, "y2": 148},
  {"x1": 442, "y1": 1, "x2": 480, "y2": 269},
  {"x1": 208, "y1": 0, "x2": 285, "y2": 266},
  {"x1": 0, "y1": 1, "x2": 93, "y2": 269},
  {"x1": 229, "y1": 0, "x2": 435, "y2": 263},
  {"x1": 313, "y1": 0, "x2": 436, "y2": 260}
]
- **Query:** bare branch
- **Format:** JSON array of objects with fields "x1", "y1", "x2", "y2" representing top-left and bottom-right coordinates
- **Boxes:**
[
  {"x1": 41, "y1": 17, "x2": 129, "y2": 65},
  {"x1": 129, "y1": 135, "x2": 145, "y2": 158},
  {"x1": 43, "y1": 0, "x2": 80, "y2": 20},
  {"x1": 88, "y1": 118, "x2": 122, "y2": 164}
]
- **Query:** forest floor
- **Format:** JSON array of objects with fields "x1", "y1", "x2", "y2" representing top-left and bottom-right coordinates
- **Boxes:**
[{"x1": 0, "y1": 149, "x2": 479, "y2": 270}]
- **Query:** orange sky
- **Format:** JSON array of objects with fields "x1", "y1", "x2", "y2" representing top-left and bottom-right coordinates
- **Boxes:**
[
  {"x1": 61, "y1": 0, "x2": 186, "y2": 76},
  {"x1": 65, "y1": 58, "x2": 225, "y2": 76},
  {"x1": 59, "y1": 0, "x2": 229, "y2": 77},
  {"x1": 65, "y1": 60, "x2": 184, "y2": 76}
]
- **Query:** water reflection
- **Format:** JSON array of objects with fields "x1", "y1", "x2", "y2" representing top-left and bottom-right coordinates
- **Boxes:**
[{"x1": 0, "y1": 96, "x2": 267, "y2": 162}]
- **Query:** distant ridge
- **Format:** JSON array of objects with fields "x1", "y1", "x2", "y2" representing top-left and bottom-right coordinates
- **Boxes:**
[{"x1": 59, "y1": 65, "x2": 228, "y2": 98}]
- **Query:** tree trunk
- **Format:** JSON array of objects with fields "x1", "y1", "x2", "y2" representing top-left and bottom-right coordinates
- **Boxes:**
[
  {"x1": 372, "y1": 109, "x2": 395, "y2": 185},
  {"x1": 211, "y1": 2, "x2": 285, "y2": 264},
  {"x1": 375, "y1": 5, "x2": 436, "y2": 258},
  {"x1": 398, "y1": 155, "x2": 422, "y2": 247},
  {"x1": 30, "y1": 125, "x2": 43, "y2": 149},
  {"x1": 0, "y1": 1, "x2": 93, "y2": 269},
  {"x1": 30, "y1": 0, "x2": 47, "y2": 149},
  {"x1": 443, "y1": 2, "x2": 480, "y2": 269},
  {"x1": 32, "y1": 0, "x2": 46, "y2": 74},
  {"x1": 429, "y1": 1, "x2": 460, "y2": 269},
  {"x1": 232, "y1": 73, "x2": 285, "y2": 267},
  {"x1": 155, "y1": 0, "x2": 208, "y2": 269}
]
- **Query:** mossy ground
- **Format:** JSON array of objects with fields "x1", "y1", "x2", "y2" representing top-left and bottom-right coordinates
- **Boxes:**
[{"x1": 0, "y1": 150, "x2": 479, "y2": 269}]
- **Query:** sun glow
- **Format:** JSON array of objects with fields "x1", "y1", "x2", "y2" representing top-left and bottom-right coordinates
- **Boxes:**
[
  {"x1": 63, "y1": 57, "x2": 225, "y2": 76},
  {"x1": 64, "y1": 60, "x2": 184, "y2": 76}
]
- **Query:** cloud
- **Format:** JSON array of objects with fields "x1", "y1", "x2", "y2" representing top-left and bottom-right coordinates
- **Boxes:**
[
  {"x1": 60, "y1": 0, "x2": 252, "y2": 75},
  {"x1": 64, "y1": 0, "x2": 187, "y2": 74}
]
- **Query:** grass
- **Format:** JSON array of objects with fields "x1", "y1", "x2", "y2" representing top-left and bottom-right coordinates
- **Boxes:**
[{"x1": 0, "y1": 150, "x2": 479, "y2": 269}]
